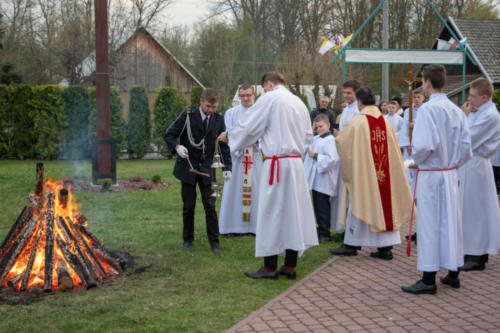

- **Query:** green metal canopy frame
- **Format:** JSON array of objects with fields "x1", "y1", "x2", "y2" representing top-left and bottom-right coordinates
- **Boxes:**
[{"x1": 332, "y1": 0, "x2": 473, "y2": 104}]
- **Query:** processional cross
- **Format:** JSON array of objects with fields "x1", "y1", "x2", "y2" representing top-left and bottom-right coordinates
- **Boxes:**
[{"x1": 393, "y1": 63, "x2": 422, "y2": 144}]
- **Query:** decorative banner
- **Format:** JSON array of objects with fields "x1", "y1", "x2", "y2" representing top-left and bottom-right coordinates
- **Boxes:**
[
  {"x1": 242, "y1": 146, "x2": 253, "y2": 222},
  {"x1": 319, "y1": 37, "x2": 336, "y2": 55}
]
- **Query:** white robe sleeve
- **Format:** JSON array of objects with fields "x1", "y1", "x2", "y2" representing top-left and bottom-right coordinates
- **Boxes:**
[
  {"x1": 468, "y1": 108, "x2": 500, "y2": 158},
  {"x1": 316, "y1": 136, "x2": 339, "y2": 174}
]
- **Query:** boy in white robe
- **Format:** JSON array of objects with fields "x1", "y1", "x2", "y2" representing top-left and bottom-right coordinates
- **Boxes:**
[
  {"x1": 459, "y1": 78, "x2": 500, "y2": 271},
  {"x1": 492, "y1": 148, "x2": 500, "y2": 194},
  {"x1": 401, "y1": 65, "x2": 472, "y2": 295},
  {"x1": 219, "y1": 84, "x2": 263, "y2": 236},
  {"x1": 218, "y1": 72, "x2": 318, "y2": 280},
  {"x1": 385, "y1": 101, "x2": 405, "y2": 148},
  {"x1": 303, "y1": 114, "x2": 340, "y2": 242}
]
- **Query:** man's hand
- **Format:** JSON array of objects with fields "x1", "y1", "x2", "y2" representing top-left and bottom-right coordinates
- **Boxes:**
[
  {"x1": 218, "y1": 131, "x2": 228, "y2": 143},
  {"x1": 176, "y1": 145, "x2": 189, "y2": 158},
  {"x1": 223, "y1": 171, "x2": 232, "y2": 182},
  {"x1": 408, "y1": 163, "x2": 418, "y2": 169},
  {"x1": 461, "y1": 101, "x2": 476, "y2": 116},
  {"x1": 308, "y1": 149, "x2": 316, "y2": 158}
]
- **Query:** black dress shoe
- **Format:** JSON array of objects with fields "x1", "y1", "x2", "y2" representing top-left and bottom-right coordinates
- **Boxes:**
[
  {"x1": 405, "y1": 233, "x2": 417, "y2": 241},
  {"x1": 401, "y1": 280, "x2": 437, "y2": 294},
  {"x1": 370, "y1": 250, "x2": 393, "y2": 260},
  {"x1": 460, "y1": 261, "x2": 485, "y2": 271},
  {"x1": 183, "y1": 241, "x2": 194, "y2": 251},
  {"x1": 440, "y1": 275, "x2": 460, "y2": 288},
  {"x1": 244, "y1": 267, "x2": 278, "y2": 280},
  {"x1": 211, "y1": 242, "x2": 221, "y2": 254},
  {"x1": 329, "y1": 245, "x2": 357, "y2": 256},
  {"x1": 278, "y1": 266, "x2": 296, "y2": 280}
]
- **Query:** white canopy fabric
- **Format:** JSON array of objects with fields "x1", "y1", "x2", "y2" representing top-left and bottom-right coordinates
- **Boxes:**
[{"x1": 345, "y1": 49, "x2": 464, "y2": 65}]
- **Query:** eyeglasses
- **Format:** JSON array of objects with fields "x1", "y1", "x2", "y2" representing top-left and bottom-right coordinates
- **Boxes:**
[{"x1": 239, "y1": 94, "x2": 253, "y2": 98}]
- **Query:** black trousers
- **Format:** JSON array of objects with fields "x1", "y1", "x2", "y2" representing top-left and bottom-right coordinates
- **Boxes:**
[
  {"x1": 181, "y1": 177, "x2": 219, "y2": 245},
  {"x1": 312, "y1": 190, "x2": 331, "y2": 238},
  {"x1": 264, "y1": 250, "x2": 298, "y2": 270},
  {"x1": 493, "y1": 166, "x2": 500, "y2": 194}
]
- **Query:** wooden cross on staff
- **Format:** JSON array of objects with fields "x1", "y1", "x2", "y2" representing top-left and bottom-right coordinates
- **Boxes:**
[{"x1": 393, "y1": 63, "x2": 422, "y2": 143}]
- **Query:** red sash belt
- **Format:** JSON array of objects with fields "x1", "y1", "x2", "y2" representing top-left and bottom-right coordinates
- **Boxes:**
[
  {"x1": 265, "y1": 155, "x2": 301, "y2": 185},
  {"x1": 406, "y1": 167, "x2": 457, "y2": 256}
]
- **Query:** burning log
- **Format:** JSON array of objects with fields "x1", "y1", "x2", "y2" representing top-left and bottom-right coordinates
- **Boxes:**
[
  {"x1": 56, "y1": 260, "x2": 73, "y2": 291},
  {"x1": 0, "y1": 216, "x2": 37, "y2": 284},
  {"x1": 7, "y1": 273, "x2": 23, "y2": 289},
  {"x1": 35, "y1": 162, "x2": 44, "y2": 199},
  {"x1": 58, "y1": 189, "x2": 68, "y2": 209},
  {"x1": 43, "y1": 193, "x2": 55, "y2": 291},
  {"x1": 56, "y1": 235, "x2": 96, "y2": 289},
  {"x1": 0, "y1": 206, "x2": 32, "y2": 256},
  {"x1": 20, "y1": 223, "x2": 43, "y2": 291},
  {"x1": 79, "y1": 225, "x2": 121, "y2": 271}
]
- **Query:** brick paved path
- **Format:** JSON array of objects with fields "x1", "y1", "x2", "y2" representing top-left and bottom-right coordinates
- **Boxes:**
[{"x1": 227, "y1": 227, "x2": 500, "y2": 332}]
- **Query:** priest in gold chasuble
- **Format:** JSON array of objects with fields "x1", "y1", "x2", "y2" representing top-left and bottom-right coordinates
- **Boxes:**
[{"x1": 330, "y1": 87, "x2": 415, "y2": 259}]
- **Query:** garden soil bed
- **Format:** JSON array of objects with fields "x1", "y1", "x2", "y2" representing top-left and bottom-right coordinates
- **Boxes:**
[{"x1": 64, "y1": 177, "x2": 172, "y2": 193}]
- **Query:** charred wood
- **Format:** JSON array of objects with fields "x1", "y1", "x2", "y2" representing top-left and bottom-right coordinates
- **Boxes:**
[
  {"x1": 35, "y1": 163, "x2": 44, "y2": 199},
  {"x1": 7, "y1": 273, "x2": 23, "y2": 289},
  {"x1": 58, "y1": 189, "x2": 68, "y2": 209},
  {"x1": 55, "y1": 235, "x2": 96, "y2": 289},
  {"x1": 43, "y1": 193, "x2": 55, "y2": 291},
  {"x1": 66, "y1": 217, "x2": 107, "y2": 278},
  {"x1": 20, "y1": 223, "x2": 43, "y2": 291},
  {"x1": 0, "y1": 216, "x2": 37, "y2": 284},
  {"x1": 0, "y1": 206, "x2": 32, "y2": 256},
  {"x1": 56, "y1": 260, "x2": 73, "y2": 291}
]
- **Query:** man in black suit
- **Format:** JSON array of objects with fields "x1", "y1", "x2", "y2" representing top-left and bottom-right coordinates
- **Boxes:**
[
  {"x1": 164, "y1": 88, "x2": 232, "y2": 254},
  {"x1": 310, "y1": 96, "x2": 336, "y2": 133}
]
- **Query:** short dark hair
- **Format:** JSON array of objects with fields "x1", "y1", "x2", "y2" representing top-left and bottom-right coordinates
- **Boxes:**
[
  {"x1": 413, "y1": 90, "x2": 424, "y2": 96},
  {"x1": 313, "y1": 114, "x2": 330, "y2": 124},
  {"x1": 239, "y1": 83, "x2": 255, "y2": 93},
  {"x1": 471, "y1": 78, "x2": 493, "y2": 98},
  {"x1": 355, "y1": 87, "x2": 376, "y2": 106},
  {"x1": 261, "y1": 72, "x2": 286, "y2": 86},
  {"x1": 422, "y1": 65, "x2": 446, "y2": 90},
  {"x1": 391, "y1": 96, "x2": 402, "y2": 107},
  {"x1": 343, "y1": 79, "x2": 360, "y2": 91},
  {"x1": 201, "y1": 88, "x2": 219, "y2": 104}
]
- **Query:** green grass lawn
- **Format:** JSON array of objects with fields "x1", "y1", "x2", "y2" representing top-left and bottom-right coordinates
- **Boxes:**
[{"x1": 0, "y1": 160, "x2": 336, "y2": 332}]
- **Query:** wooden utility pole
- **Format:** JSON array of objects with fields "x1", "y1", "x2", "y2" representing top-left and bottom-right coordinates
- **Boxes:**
[
  {"x1": 393, "y1": 63, "x2": 421, "y2": 143},
  {"x1": 93, "y1": 0, "x2": 116, "y2": 185}
]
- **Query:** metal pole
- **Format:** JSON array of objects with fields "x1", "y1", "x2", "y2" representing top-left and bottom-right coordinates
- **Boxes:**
[
  {"x1": 381, "y1": 0, "x2": 389, "y2": 101},
  {"x1": 93, "y1": 0, "x2": 116, "y2": 185}
]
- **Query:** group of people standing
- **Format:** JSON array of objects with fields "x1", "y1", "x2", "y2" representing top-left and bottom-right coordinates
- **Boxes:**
[{"x1": 164, "y1": 65, "x2": 500, "y2": 294}]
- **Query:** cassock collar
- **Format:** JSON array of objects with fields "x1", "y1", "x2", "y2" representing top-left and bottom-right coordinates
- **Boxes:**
[
  {"x1": 274, "y1": 85, "x2": 286, "y2": 91},
  {"x1": 320, "y1": 132, "x2": 332, "y2": 138},
  {"x1": 360, "y1": 105, "x2": 382, "y2": 119},
  {"x1": 429, "y1": 93, "x2": 447, "y2": 101},
  {"x1": 477, "y1": 100, "x2": 494, "y2": 114}
]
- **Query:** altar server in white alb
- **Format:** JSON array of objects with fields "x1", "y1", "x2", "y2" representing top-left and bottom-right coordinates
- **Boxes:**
[
  {"x1": 218, "y1": 72, "x2": 318, "y2": 280},
  {"x1": 385, "y1": 101, "x2": 405, "y2": 148},
  {"x1": 303, "y1": 114, "x2": 340, "y2": 242},
  {"x1": 331, "y1": 80, "x2": 360, "y2": 234},
  {"x1": 492, "y1": 147, "x2": 500, "y2": 195},
  {"x1": 219, "y1": 84, "x2": 262, "y2": 236},
  {"x1": 402, "y1": 65, "x2": 472, "y2": 295},
  {"x1": 459, "y1": 78, "x2": 500, "y2": 272}
]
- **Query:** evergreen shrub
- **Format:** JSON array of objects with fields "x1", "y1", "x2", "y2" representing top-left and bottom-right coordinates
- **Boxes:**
[{"x1": 127, "y1": 86, "x2": 150, "y2": 159}]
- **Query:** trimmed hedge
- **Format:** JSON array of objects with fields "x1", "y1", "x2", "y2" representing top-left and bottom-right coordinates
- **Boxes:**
[
  {"x1": 62, "y1": 86, "x2": 90, "y2": 159},
  {"x1": 493, "y1": 89, "x2": 500, "y2": 111},
  {"x1": 0, "y1": 85, "x2": 12, "y2": 157},
  {"x1": 153, "y1": 86, "x2": 186, "y2": 157},
  {"x1": 30, "y1": 85, "x2": 67, "y2": 160},
  {"x1": 127, "y1": 86, "x2": 150, "y2": 159},
  {"x1": 10, "y1": 85, "x2": 34, "y2": 159},
  {"x1": 88, "y1": 86, "x2": 126, "y2": 157},
  {"x1": 190, "y1": 86, "x2": 203, "y2": 109}
]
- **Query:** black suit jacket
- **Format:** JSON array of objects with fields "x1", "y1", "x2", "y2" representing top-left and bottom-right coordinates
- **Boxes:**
[
  {"x1": 310, "y1": 108, "x2": 336, "y2": 133},
  {"x1": 164, "y1": 108, "x2": 232, "y2": 186}
]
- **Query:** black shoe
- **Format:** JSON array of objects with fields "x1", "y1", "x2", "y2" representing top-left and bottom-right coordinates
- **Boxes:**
[
  {"x1": 318, "y1": 236, "x2": 332, "y2": 243},
  {"x1": 211, "y1": 242, "x2": 221, "y2": 254},
  {"x1": 183, "y1": 241, "x2": 194, "y2": 251},
  {"x1": 329, "y1": 245, "x2": 357, "y2": 256},
  {"x1": 460, "y1": 261, "x2": 485, "y2": 271},
  {"x1": 244, "y1": 267, "x2": 278, "y2": 280},
  {"x1": 401, "y1": 280, "x2": 437, "y2": 294},
  {"x1": 440, "y1": 275, "x2": 460, "y2": 288},
  {"x1": 405, "y1": 233, "x2": 417, "y2": 241},
  {"x1": 278, "y1": 266, "x2": 296, "y2": 280},
  {"x1": 370, "y1": 250, "x2": 393, "y2": 260}
]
